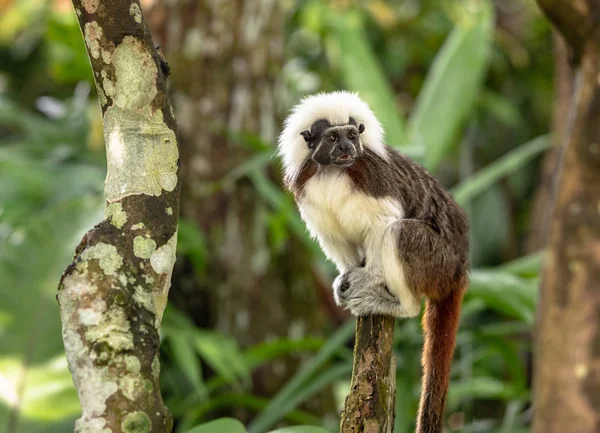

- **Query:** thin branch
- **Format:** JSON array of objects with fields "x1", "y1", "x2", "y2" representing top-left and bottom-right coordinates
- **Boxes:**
[{"x1": 340, "y1": 315, "x2": 396, "y2": 433}]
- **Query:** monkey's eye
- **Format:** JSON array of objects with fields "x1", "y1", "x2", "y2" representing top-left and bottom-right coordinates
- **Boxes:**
[
  {"x1": 348, "y1": 131, "x2": 356, "y2": 140},
  {"x1": 327, "y1": 134, "x2": 337, "y2": 142}
]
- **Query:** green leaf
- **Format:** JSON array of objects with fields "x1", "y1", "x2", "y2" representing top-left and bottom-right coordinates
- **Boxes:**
[
  {"x1": 408, "y1": 0, "x2": 494, "y2": 170},
  {"x1": 177, "y1": 219, "x2": 208, "y2": 275},
  {"x1": 193, "y1": 330, "x2": 250, "y2": 386},
  {"x1": 244, "y1": 338, "x2": 326, "y2": 370},
  {"x1": 268, "y1": 427, "x2": 331, "y2": 433},
  {"x1": 332, "y1": 12, "x2": 407, "y2": 148},
  {"x1": 451, "y1": 135, "x2": 550, "y2": 206},
  {"x1": 496, "y1": 250, "x2": 545, "y2": 278},
  {"x1": 168, "y1": 333, "x2": 206, "y2": 397},
  {"x1": 0, "y1": 157, "x2": 103, "y2": 433},
  {"x1": 0, "y1": 356, "x2": 80, "y2": 421},
  {"x1": 468, "y1": 270, "x2": 537, "y2": 324},
  {"x1": 176, "y1": 394, "x2": 322, "y2": 431},
  {"x1": 248, "y1": 320, "x2": 356, "y2": 433},
  {"x1": 182, "y1": 418, "x2": 247, "y2": 433},
  {"x1": 448, "y1": 377, "x2": 519, "y2": 403}
]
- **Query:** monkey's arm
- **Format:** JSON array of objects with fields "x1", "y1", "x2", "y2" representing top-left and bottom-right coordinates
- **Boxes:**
[{"x1": 315, "y1": 234, "x2": 363, "y2": 273}]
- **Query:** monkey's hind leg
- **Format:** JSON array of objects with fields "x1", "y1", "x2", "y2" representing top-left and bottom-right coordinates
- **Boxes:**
[{"x1": 382, "y1": 219, "x2": 462, "y2": 313}]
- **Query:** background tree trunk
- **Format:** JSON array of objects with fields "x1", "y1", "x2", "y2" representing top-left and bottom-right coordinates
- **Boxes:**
[
  {"x1": 526, "y1": 33, "x2": 573, "y2": 252},
  {"x1": 148, "y1": 0, "x2": 333, "y2": 419},
  {"x1": 533, "y1": 1, "x2": 600, "y2": 432},
  {"x1": 57, "y1": 0, "x2": 179, "y2": 432}
]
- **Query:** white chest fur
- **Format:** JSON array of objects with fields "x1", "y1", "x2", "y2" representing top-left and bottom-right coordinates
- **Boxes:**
[{"x1": 297, "y1": 172, "x2": 403, "y2": 260}]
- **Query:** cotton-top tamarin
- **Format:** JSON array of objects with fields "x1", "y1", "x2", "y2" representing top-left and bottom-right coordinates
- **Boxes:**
[{"x1": 277, "y1": 91, "x2": 469, "y2": 433}]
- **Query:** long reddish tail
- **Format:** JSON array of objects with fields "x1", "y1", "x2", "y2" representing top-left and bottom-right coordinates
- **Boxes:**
[{"x1": 416, "y1": 286, "x2": 465, "y2": 433}]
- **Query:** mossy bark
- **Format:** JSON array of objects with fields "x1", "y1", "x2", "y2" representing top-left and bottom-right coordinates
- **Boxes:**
[
  {"x1": 533, "y1": 1, "x2": 600, "y2": 432},
  {"x1": 57, "y1": 1, "x2": 178, "y2": 432},
  {"x1": 340, "y1": 316, "x2": 396, "y2": 433}
]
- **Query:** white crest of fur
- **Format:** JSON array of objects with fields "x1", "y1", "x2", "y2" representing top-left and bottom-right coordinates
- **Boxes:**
[{"x1": 278, "y1": 91, "x2": 389, "y2": 183}]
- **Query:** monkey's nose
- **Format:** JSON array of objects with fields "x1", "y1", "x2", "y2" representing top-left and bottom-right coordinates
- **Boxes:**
[{"x1": 337, "y1": 142, "x2": 353, "y2": 153}]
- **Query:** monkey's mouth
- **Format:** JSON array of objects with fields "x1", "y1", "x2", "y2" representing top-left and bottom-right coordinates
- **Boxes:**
[{"x1": 332, "y1": 154, "x2": 356, "y2": 167}]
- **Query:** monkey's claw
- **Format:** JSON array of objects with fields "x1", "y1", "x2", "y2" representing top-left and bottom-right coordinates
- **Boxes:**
[{"x1": 340, "y1": 280, "x2": 350, "y2": 293}]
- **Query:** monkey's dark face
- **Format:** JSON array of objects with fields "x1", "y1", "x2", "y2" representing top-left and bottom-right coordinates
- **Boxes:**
[{"x1": 300, "y1": 118, "x2": 365, "y2": 168}]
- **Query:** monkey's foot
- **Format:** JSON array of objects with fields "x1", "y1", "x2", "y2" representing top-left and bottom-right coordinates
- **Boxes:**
[{"x1": 333, "y1": 269, "x2": 410, "y2": 318}]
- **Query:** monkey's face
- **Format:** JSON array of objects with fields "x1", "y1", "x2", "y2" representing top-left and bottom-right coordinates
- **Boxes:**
[{"x1": 300, "y1": 119, "x2": 365, "y2": 168}]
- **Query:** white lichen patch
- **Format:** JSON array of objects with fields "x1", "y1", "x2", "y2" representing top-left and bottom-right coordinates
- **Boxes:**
[
  {"x1": 100, "y1": 36, "x2": 179, "y2": 201},
  {"x1": 118, "y1": 357, "x2": 145, "y2": 401},
  {"x1": 133, "y1": 285, "x2": 153, "y2": 312},
  {"x1": 134, "y1": 236, "x2": 157, "y2": 259},
  {"x1": 129, "y1": 3, "x2": 142, "y2": 24},
  {"x1": 160, "y1": 172, "x2": 178, "y2": 192},
  {"x1": 102, "y1": 49, "x2": 112, "y2": 64},
  {"x1": 84, "y1": 22, "x2": 104, "y2": 60},
  {"x1": 102, "y1": 76, "x2": 115, "y2": 100},
  {"x1": 165, "y1": 207, "x2": 173, "y2": 216},
  {"x1": 105, "y1": 202, "x2": 128, "y2": 229},
  {"x1": 125, "y1": 356, "x2": 141, "y2": 374},
  {"x1": 96, "y1": 84, "x2": 107, "y2": 106},
  {"x1": 85, "y1": 305, "x2": 134, "y2": 351},
  {"x1": 111, "y1": 36, "x2": 157, "y2": 111},
  {"x1": 80, "y1": 243, "x2": 123, "y2": 276},
  {"x1": 78, "y1": 299, "x2": 107, "y2": 326},
  {"x1": 150, "y1": 232, "x2": 177, "y2": 325},
  {"x1": 131, "y1": 222, "x2": 145, "y2": 230},
  {"x1": 82, "y1": 0, "x2": 99, "y2": 14},
  {"x1": 61, "y1": 329, "x2": 118, "y2": 421},
  {"x1": 59, "y1": 273, "x2": 98, "y2": 307},
  {"x1": 150, "y1": 233, "x2": 177, "y2": 275},
  {"x1": 76, "y1": 417, "x2": 112, "y2": 433},
  {"x1": 103, "y1": 107, "x2": 178, "y2": 201},
  {"x1": 122, "y1": 411, "x2": 151, "y2": 433},
  {"x1": 151, "y1": 355, "x2": 160, "y2": 382}
]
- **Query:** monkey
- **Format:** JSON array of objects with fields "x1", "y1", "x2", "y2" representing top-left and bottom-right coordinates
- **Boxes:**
[{"x1": 277, "y1": 91, "x2": 469, "y2": 433}]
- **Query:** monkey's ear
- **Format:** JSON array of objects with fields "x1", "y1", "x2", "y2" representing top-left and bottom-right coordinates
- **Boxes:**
[
  {"x1": 358, "y1": 124, "x2": 365, "y2": 134},
  {"x1": 300, "y1": 130, "x2": 312, "y2": 145}
]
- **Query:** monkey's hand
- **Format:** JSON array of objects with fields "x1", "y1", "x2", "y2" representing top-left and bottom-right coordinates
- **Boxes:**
[{"x1": 333, "y1": 268, "x2": 410, "y2": 317}]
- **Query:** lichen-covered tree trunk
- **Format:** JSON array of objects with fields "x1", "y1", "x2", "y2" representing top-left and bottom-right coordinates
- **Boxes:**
[
  {"x1": 533, "y1": 2, "x2": 600, "y2": 432},
  {"x1": 57, "y1": 1, "x2": 179, "y2": 432},
  {"x1": 340, "y1": 316, "x2": 396, "y2": 433},
  {"x1": 148, "y1": 0, "x2": 331, "y2": 414}
]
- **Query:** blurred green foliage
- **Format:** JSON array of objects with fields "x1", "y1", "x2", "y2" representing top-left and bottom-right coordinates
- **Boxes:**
[{"x1": 0, "y1": 0, "x2": 552, "y2": 432}]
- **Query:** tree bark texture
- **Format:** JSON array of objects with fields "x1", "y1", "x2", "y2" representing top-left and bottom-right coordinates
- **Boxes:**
[
  {"x1": 526, "y1": 33, "x2": 573, "y2": 252},
  {"x1": 340, "y1": 316, "x2": 396, "y2": 433},
  {"x1": 148, "y1": 0, "x2": 331, "y2": 417},
  {"x1": 57, "y1": 1, "x2": 179, "y2": 432},
  {"x1": 533, "y1": 2, "x2": 600, "y2": 433}
]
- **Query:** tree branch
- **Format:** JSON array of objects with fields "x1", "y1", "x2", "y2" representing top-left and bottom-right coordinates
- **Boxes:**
[
  {"x1": 57, "y1": 1, "x2": 179, "y2": 432},
  {"x1": 340, "y1": 315, "x2": 396, "y2": 433}
]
